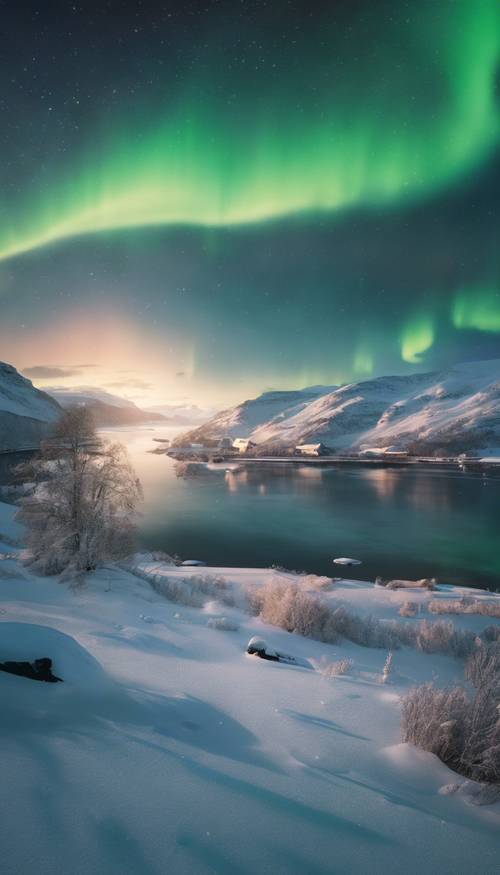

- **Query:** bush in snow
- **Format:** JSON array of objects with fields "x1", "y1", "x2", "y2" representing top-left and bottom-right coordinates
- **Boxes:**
[
  {"x1": 402, "y1": 683, "x2": 468, "y2": 770},
  {"x1": 328, "y1": 606, "x2": 400, "y2": 649},
  {"x1": 143, "y1": 571, "x2": 232, "y2": 608},
  {"x1": 301, "y1": 574, "x2": 335, "y2": 592},
  {"x1": 402, "y1": 643, "x2": 500, "y2": 784},
  {"x1": 439, "y1": 781, "x2": 500, "y2": 806},
  {"x1": 207, "y1": 616, "x2": 240, "y2": 631},
  {"x1": 249, "y1": 580, "x2": 406, "y2": 650},
  {"x1": 386, "y1": 578, "x2": 436, "y2": 591},
  {"x1": 252, "y1": 580, "x2": 338, "y2": 642},
  {"x1": 481, "y1": 625, "x2": 500, "y2": 643},
  {"x1": 428, "y1": 597, "x2": 500, "y2": 618},
  {"x1": 464, "y1": 641, "x2": 500, "y2": 690},
  {"x1": 314, "y1": 656, "x2": 353, "y2": 678},
  {"x1": 398, "y1": 601, "x2": 419, "y2": 617},
  {"x1": 415, "y1": 620, "x2": 476, "y2": 659},
  {"x1": 248, "y1": 580, "x2": 480, "y2": 657}
]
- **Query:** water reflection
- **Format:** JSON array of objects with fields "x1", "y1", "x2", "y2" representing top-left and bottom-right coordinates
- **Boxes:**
[
  {"x1": 361, "y1": 468, "x2": 399, "y2": 500},
  {"x1": 7, "y1": 426, "x2": 498, "y2": 590},
  {"x1": 225, "y1": 469, "x2": 249, "y2": 492},
  {"x1": 296, "y1": 466, "x2": 324, "y2": 480}
]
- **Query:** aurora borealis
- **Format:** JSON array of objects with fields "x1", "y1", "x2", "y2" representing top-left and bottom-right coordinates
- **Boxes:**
[{"x1": 0, "y1": 0, "x2": 499, "y2": 406}]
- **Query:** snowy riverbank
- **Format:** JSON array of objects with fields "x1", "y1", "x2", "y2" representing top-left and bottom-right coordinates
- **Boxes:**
[{"x1": 1, "y1": 501, "x2": 500, "y2": 874}]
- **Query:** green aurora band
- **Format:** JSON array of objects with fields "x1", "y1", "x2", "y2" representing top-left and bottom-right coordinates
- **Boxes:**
[
  {"x1": 0, "y1": 0, "x2": 498, "y2": 263},
  {"x1": 452, "y1": 288, "x2": 500, "y2": 332},
  {"x1": 401, "y1": 316, "x2": 435, "y2": 364}
]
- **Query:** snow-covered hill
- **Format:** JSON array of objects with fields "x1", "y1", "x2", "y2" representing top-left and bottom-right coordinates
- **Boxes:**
[
  {"x1": 175, "y1": 385, "x2": 336, "y2": 445},
  {"x1": 47, "y1": 386, "x2": 165, "y2": 427},
  {"x1": 146, "y1": 402, "x2": 214, "y2": 426},
  {"x1": 47, "y1": 386, "x2": 139, "y2": 409},
  {"x1": 1, "y1": 501, "x2": 499, "y2": 875},
  {"x1": 177, "y1": 361, "x2": 500, "y2": 454},
  {"x1": 0, "y1": 362, "x2": 62, "y2": 451}
]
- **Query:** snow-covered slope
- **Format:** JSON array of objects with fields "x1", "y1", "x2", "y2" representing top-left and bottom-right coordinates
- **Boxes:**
[
  {"x1": 47, "y1": 386, "x2": 165, "y2": 426},
  {"x1": 146, "y1": 402, "x2": 214, "y2": 426},
  {"x1": 175, "y1": 385, "x2": 336, "y2": 444},
  {"x1": 47, "y1": 386, "x2": 139, "y2": 409},
  {"x1": 0, "y1": 362, "x2": 62, "y2": 451},
  {"x1": 178, "y1": 361, "x2": 500, "y2": 453},
  {"x1": 1, "y1": 502, "x2": 499, "y2": 875}
]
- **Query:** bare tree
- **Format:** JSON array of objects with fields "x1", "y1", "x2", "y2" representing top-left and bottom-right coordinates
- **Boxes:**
[{"x1": 16, "y1": 407, "x2": 143, "y2": 577}]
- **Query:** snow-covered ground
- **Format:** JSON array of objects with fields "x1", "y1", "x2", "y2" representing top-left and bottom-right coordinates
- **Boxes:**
[{"x1": 1, "y1": 501, "x2": 500, "y2": 875}]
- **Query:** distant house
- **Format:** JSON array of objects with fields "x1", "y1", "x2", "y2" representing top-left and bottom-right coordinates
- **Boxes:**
[
  {"x1": 295, "y1": 442, "x2": 330, "y2": 457},
  {"x1": 233, "y1": 438, "x2": 256, "y2": 453},
  {"x1": 218, "y1": 437, "x2": 233, "y2": 450},
  {"x1": 359, "y1": 445, "x2": 408, "y2": 458}
]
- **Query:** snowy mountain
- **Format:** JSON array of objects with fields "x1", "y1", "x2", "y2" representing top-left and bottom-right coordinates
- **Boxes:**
[
  {"x1": 47, "y1": 386, "x2": 165, "y2": 427},
  {"x1": 0, "y1": 362, "x2": 62, "y2": 451},
  {"x1": 176, "y1": 361, "x2": 500, "y2": 454},
  {"x1": 175, "y1": 385, "x2": 336, "y2": 445},
  {"x1": 146, "y1": 402, "x2": 214, "y2": 426},
  {"x1": 47, "y1": 386, "x2": 139, "y2": 409}
]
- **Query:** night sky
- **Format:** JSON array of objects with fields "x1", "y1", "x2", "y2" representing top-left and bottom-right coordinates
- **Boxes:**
[{"x1": 0, "y1": 0, "x2": 499, "y2": 406}]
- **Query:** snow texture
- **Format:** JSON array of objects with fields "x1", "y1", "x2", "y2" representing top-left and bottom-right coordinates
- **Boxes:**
[{"x1": 1, "y1": 502, "x2": 499, "y2": 874}]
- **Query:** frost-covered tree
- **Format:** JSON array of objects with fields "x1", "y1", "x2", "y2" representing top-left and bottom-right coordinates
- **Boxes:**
[
  {"x1": 16, "y1": 407, "x2": 142, "y2": 577},
  {"x1": 382, "y1": 651, "x2": 393, "y2": 683}
]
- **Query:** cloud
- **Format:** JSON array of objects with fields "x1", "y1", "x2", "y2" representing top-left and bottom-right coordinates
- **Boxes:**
[
  {"x1": 23, "y1": 365, "x2": 80, "y2": 379},
  {"x1": 106, "y1": 379, "x2": 153, "y2": 390}
]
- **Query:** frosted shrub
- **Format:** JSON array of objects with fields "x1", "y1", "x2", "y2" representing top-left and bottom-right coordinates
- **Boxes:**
[
  {"x1": 465, "y1": 641, "x2": 500, "y2": 690},
  {"x1": 399, "y1": 601, "x2": 419, "y2": 617},
  {"x1": 382, "y1": 651, "x2": 393, "y2": 683},
  {"x1": 136, "y1": 569, "x2": 232, "y2": 608},
  {"x1": 315, "y1": 656, "x2": 353, "y2": 678},
  {"x1": 462, "y1": 643, "x2": 500, "y2": 783},
  {"x1": 246, "y1": 581, "x2": 480, "y2": 658},
  {"x1": 402, "y1": 645, "x2": 500, "y2": 784},
  {"x1": 428, "y1": 598, "x2": 500, "y2": 618},
  {"x1": 481, "y1": 625, "x2": 500, "y2": 643},
  {"x1": 302, "y1": 574, "x2": 335, "y2": 592},
  {"x1": 207, "y1": 616, "x2": 240, "y2": 631},
  {"x1": 249, "y1": 580, "x2": 341, "y2": 642},
  {"x1": 386, "y1": 578, "x2": 436, "y2": 591},
  {"x1": 151, "y1": 575, "x2": 205, "y2": 607},
  {"x1": 251, "y1": 581, "x2": 407, "y2": 650},
  {"x1": 460, "y1": 686, "x2": 500, "y2": 784},
  {"x1": 402, "y1": 684, "x2": 468, "y2": 769},
  {"x1": 340, "y1": 610, "x2": 399, "y2": 649},
  {"x1": 416, "y1": 620, "x2": 476, "y2": 659}
]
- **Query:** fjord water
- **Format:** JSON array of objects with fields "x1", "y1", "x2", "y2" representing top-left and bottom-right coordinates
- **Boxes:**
[
  {"x1": 99, "y1": 427, "x2": 500, "y2": 591},
  {"x1": 2, "y1": 427, "x2": 498, "y2": 590}
]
